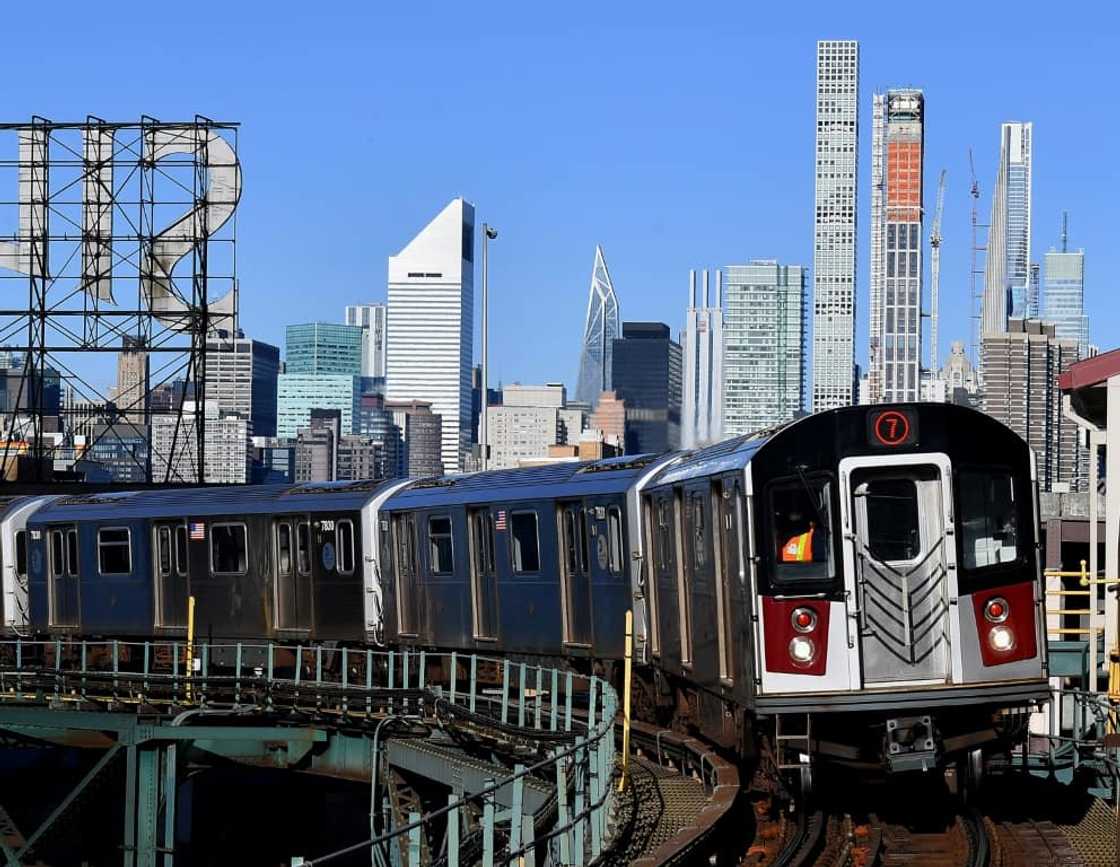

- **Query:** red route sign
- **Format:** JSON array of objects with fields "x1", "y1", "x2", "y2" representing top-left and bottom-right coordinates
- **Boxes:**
[{"x1": 872, "y1": 410, "x2": 911, "y2": 447}]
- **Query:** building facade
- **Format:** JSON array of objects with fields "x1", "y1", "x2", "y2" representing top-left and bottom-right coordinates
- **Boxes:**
[
  {"x1": 285, "y1": 323, "x2": 363, "y2": 376},
  {"x1": 385, "y1": 399, "x2": 443, "y2": 478},
  {"x1": 345, "y1": 303, "x2": 388, "y2": 378},
  {"x1": 386, "y1": 198, "x2": 474, "y2": 473},
  {"x1": 874, "y1": 89, "x2": 925, "y2": 403},
  {"x1": 574, "y1": 245, "x2": 621, "y2": 409},
  {"x1": 811, "y1": 39, "x2": 860, "y2": 411},
  {"x1": 723, "y1": 261, "x2": 806, "y2": 436},
  {"x1": 205, "y1": 333, "x2": 280, "y2": 436},
  {"x1": 1043, "y1": 218, "x2": 1088, "y2": 357},
  {"x1": 981, "y1": 319, "x2": 1082, "y2": 492},
  {"x1": 276, "y1": 374, "x2": 361, "y2": 438},
  {"x1": 115, "y1": 336, "x2": 149, "y2": 424},
  {"x1": 867, "y1": 92, "x2": 887, "y2": 404},
  {"x1": 87, "y1": 423, "x2": 149, "y2": 482},
  {"x1": 150, "y1": 401, "x2": 250, "y2": 484},
  {"x1": 681, "y1": 269, "x2": 724, "y2": 448},
  {"x1": 610, "y1": 322, "x2": 682, "y2": 454},
  {"x1": 1003, "y1": 122, "x2": 1033, "y2": 320},
  {"x1": 484, "y1": 383, "x2": 585, "y2": 470}
]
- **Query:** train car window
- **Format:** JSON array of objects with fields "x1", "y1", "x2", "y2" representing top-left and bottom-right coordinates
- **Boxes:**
[
  {"x1": 656, "y1": 500, "x2": 672, "y2": 571},
  {"x1": 15, "y1": 530, "x2": 27, "y2": 579},
  {"x1": 174, "y1": 526, "x2": 189, "y2": 576},
  {"x1": 277, "y1": 523, "x2": 293, "y2": 575},
  {"x1": 97, "y1": 528, "x2": 131, "y2": 575},
  {"x1": 510, "y1": 511, "x2": 540, "y2": 573},
  {"x1": 337, "y1": 520, "x2": 355, "y2": 574},
  {"x1": 49, "y1": 531, "x2": 63, "y2": 576},
  {"x1": 395, "y1": 517, "x2": 417, "y2": 577},
  {"x1": 157, "y1": 527, "x2": 172, "y2": 577},
  {"x1": 471, "y1": 511, "x2": 496, "y2": 575},
  {"x1": 210, "y1": 523, "x2": 248, "y2": 575},
  {"x1": 428, "y1": 516, "x2": 454, "y2": 575},
  {"x1": 863, "y1": 478, "x2": 920, "y2": 561},
  {"x1": 960, "y1": 470, "x2": 1019, "y2": 570},
  {"x1": 769, "y1": 475, "x2": 835, "y2": 583},
  {"x1": 66, "y1": 528, "x2": 79, "y2": 575},
  {"x1": 607, "y1": 507, "x2": 624, "y2": 574},
  {"x1": 577, "y1": 509, "x2": 589, "y2": 573},
  {"x1": 690, "y1": 494, "x2": 707, "y2": 567},
  {"x1": 296, "y1": 522, "x2": 312, "y2": 574}
]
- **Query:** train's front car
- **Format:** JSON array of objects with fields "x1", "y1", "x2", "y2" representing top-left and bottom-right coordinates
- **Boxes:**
[{"x1": 749, "y1": 403, "x2": 1048, "y2": 785}]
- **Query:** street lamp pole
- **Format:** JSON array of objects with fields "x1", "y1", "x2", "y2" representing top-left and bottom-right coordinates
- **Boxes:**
[{"x1": 480, "y1": 223, "x2": 498, "y2": 471}]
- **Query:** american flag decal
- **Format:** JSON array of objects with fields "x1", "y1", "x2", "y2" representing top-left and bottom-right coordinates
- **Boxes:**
[
  {"x1": 189, "y1": 522, "x2": 205, "y2": 540},
  {"x1": 495, "y1": 511, "x2": 507, "y2": 531}
]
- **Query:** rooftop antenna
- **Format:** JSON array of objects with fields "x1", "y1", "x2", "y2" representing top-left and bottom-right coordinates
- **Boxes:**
[{"x1": 1061, "y1": 211, "x2": 1069, "y2": 253}]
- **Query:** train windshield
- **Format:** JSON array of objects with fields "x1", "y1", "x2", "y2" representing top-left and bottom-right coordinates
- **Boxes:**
[
  {"x1": 769, "y1": 474, "x2": 835, "y2": 584},
  {"x1": 959, "y1": 469, "x2": 1019, "y2": 571}
]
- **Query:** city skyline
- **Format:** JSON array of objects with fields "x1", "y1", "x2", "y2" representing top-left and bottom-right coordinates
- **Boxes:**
[{"x1": 2, "y1": 8, "x2": 1114, "y2": 401}]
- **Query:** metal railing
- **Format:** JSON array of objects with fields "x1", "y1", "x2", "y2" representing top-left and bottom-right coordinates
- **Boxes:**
[{"x1": 0, "y1": 639, "x2": 620, "y2": 867}]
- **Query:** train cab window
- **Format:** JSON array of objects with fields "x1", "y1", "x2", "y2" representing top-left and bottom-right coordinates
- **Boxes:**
[
  {"x1": 960, "y1": 470, "x2": 1019, "y2": 570},
  {"x1": 769, "y1": 476, "x2": 835, "y2": 583},
  {"x1": 296, "y1": 522, "x2": 312, "y2": 574},
  {"x1": 210, "y1": 523, "x2": 248, "y2": 575},
  {"x1": 157, "y1": 527, "x2": 173, "y2": 576},
  {"x1": 337, "y1": 520, "x2": 355, "y2": 574},
  {"x1": 428, "y1": 516, "x2": 454, "y2": 574},
  {"x1": 277, "y1": 523, "x2": 293, "y2": 574},
  {"x1": 510, "y1": 511, "x2": 540, "y2": 573},
  {"x1": 607, "y1": 507, "x2": 624, "y2": 575},
  {"x1": 862, "y1": 478, "x2": 921, "y2": 561},
  {"x1": 97, "y1": 528, "x2": 131, "y2": 575},
  {"x1": 174, "y1": 526, "x2": 189, "y2": 576},
  {"x1": 15, "y1": 530, "x2": 27, "y2": 579}
]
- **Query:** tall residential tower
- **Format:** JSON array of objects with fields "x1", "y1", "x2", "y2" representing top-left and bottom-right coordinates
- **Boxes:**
[
  {"x1": 869, "y1": 89, "x2": 925, "y2": 402},
  {"x1": 681, "y1": 269, "x2": 724, "y2": 448},
  {"x1": 386, "y1": 198, "x2": 475, "y2": 473},
  {"x1": 811, "y1": 39, "x2": 860, "y2": 410}
]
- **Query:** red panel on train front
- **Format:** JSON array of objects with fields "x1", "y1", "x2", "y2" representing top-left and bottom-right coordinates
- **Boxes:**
[
  {"x1": 970, "y1": 581, "x2": 1037, "y2": 667},
  {"x1": 762, "y1": 597, "x2": 830, "y2": 676}
]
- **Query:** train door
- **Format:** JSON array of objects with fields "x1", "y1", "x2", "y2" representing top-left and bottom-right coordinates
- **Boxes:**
[
  {"x1": 47, "y1": 525, "x2": 79, "y2": 628},
  {"x1": 558, "y1": 502, "x2": 592, "y2": 646},
  {"x1": 844, "y1": 455, "x2": 954, "y2": 686},
  {"x1": 274, "y1": 517, "x2": 312, "y2": 632},
  {"x1": 392, "y1": 513, "x2": 420, "y2": 637},
  {"x1": 714, "y1": 476, "x2": 744, "y2": 683},
  {"x1": 673, "y1": 489, "x2": 693, "y2": 666},
  {"x1": 467, "y1": 508, "x2": 498, "y2": 641},
  {"x1": 153, "y1": 522, "x2": 189, "y2": 628},
  {"x1": 641, "y1": 497, "x2": 662, "y2": 656}
]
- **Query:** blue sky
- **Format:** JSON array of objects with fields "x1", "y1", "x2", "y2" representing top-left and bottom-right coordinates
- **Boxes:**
[{"x1": 5, "y1": 2, "x2": 1118, "y2": 392}]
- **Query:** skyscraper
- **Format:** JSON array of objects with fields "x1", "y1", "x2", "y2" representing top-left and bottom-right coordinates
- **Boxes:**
[
  {"x1": 344, "y1": 303, "x2": 388, "y2": 378},
  {"x1": 1003, "y1": 123, "x2": 1033, "y2": 320},
  {"x1": 869, "y1": 89, "x2": 925, "y2": 403},
  {"x1": 574, "y1": 245, "x2": 621, "y2": 408},
  {"x1": 681, "y1": 269, "x2": 724, "y2": 448},
  {"x1": 811, "y1": 39, "x2": 860, "y2": 411},
  {"x1": 115, "y1": 336, "x2": 149, "y2": 424},
  {"x1": 1043, "y1": 215, "x2": 1088, "y2": 357},
  {"x1": 981, "y1": 123, "x2": 1033, "y2": 336},
  {"x1": 386, "y1": 198, "x2": 475, "y2": 473},
  {"x1": 723, "y1": 261, "x2": 807, "y2": 436},
  {"x1": 204, "y1": 333, "x2": 280, "y2": 436},
  {"x1": 610, "y1": 322, "x2": 682, "y2": 454},
  {"x1": 285, "y1": 323, "x2": 363, "y2": 376}
]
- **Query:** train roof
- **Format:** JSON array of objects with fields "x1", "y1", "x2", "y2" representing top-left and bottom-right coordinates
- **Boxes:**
[
  {"x1": 28, "y1": 480, "x2": 402, "y2": 524},
  {"x1": 384, "y1": 454, "x2": 673, "y2": 510},
  {"x1": 646, "y1": 427, "x2": 781, "y2": 488}
]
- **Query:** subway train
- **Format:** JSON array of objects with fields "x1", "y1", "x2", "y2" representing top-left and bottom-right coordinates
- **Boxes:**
[{"x1": 0, "y1": 404, "x2": 1050, "y2": 781}]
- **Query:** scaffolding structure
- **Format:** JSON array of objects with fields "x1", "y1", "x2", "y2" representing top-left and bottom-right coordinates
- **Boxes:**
[{"x1": 0, "y1": 116, "x2": 239, "y2": 483}]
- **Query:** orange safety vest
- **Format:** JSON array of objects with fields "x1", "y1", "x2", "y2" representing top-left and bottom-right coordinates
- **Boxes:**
[{"x1": 781, "y1": 527, "x2": 814, "y2": 563}]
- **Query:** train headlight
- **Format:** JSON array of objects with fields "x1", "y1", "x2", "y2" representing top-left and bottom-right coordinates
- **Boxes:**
[
  {"x1": 788, "y1": 635, "x2": 817, "y2": 665},
  {"x1": 984, "y1": 597, "x2": 1010, "y2": 624},
  {"x1": 791, "y1": 607, "x2": 818, "y2": 633},
  {"x1": 988, "y1": 625, "x2": 1016, "y2": 653}
]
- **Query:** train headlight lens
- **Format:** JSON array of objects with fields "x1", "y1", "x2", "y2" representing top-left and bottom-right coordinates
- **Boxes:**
[
  {"x1": 984, "y1": 597, "x2": 1010, "y2": 623},
  {"x1": 791, "y1": 607, "x2": 818, "y2": 633},
  {"x1": 788, "y1": 636, "x2": 816, "y2": 665},
  {"x1": 988, "y1": 625, "x2": 1016, "y2": 653}
]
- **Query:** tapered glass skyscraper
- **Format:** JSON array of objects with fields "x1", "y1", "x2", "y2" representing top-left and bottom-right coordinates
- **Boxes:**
[{"x1": 575, "y1": 245, "x2": 620, "y2": 408}]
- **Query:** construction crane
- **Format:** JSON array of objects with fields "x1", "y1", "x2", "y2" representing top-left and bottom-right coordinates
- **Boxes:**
[
  {"x1": 968, "y1": 148, "x2": 986, "y2": 365},
  {"x1": 928, "y1": 169, "x2": 947, "y2": 371}
]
